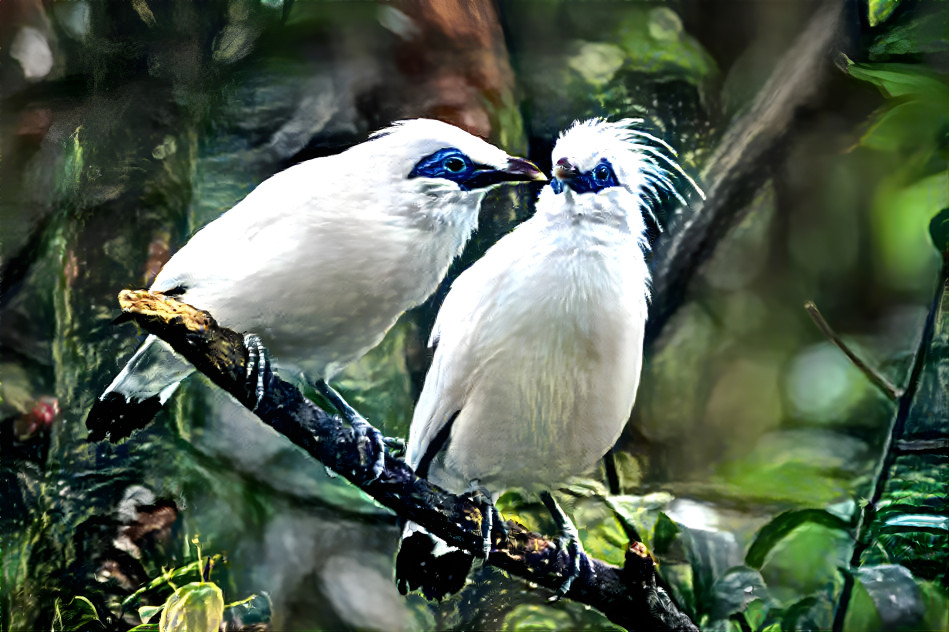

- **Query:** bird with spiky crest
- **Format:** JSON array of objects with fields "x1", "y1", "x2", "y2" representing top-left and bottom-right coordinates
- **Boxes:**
[{"x1": 396, "y1": 118, "x2": 703, "y2": 601}]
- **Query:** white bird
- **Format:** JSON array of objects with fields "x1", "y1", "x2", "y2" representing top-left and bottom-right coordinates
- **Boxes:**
[
  {"x1": 396, "y1": 118, "x2": 701, "y2": 600},
  {"x1": 86, "y1": 119, "x2": 545, "y2": 446}
]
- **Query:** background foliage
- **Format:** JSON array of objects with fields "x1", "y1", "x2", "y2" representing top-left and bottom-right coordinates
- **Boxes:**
[{"x1": 1, "y1": 0, "x2": 946, "y2": 630}]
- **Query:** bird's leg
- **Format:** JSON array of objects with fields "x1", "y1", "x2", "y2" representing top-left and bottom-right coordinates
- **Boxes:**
[
  {"x1": 540, "y1": 490, "x2": 586, "y2": 600},
  {"x1": 315, "y1": 379, "x2": 385, "y2": 483},
  {"x1": 243, "y1": 334, "x2": 271, "y2": 413},
  {"x1": 603, "y1": 448, "x2": 621, "y2": 495},
  {"x1": 461, "y1": 482, "x2": 505, "y2": 559}
]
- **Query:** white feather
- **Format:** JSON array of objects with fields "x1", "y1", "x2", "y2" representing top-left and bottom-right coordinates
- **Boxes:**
[
  {"x1": 407, "y1": 118, "x2": 695, "y2": 494},
  {"x1": 100, "y1": 119, "x2": 534, "y2": 405}
]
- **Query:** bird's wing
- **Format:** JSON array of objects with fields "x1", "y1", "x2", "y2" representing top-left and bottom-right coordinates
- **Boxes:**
[
  {"x1": 151, "y1": 162, "x2": 339, "y2": 297},
  {"x1": 86, "y1": 334, "x2": 194, "y2": 441},
  {"x1": 405, "y1": 223, "x2": 535, "y2": 469}
]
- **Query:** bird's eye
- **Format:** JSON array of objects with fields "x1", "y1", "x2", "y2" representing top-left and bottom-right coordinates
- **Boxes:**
[
  {"x1": 408, "y1": 148, "x2": 476, "y2": 189},
  {"x1": 443, "y1": 156, "x2": 466, "y2": 173},
  {"x1": 593, "y1": 164, "x2": 611, "y2": 183}
]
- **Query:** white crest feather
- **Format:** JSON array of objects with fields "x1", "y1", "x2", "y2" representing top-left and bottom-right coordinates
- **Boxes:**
[{"x1": 556, "y1": 118, "x2": 705, "y2": 232}]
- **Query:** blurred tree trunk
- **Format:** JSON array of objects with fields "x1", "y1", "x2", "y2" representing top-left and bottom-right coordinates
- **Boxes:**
[{"x1": 10, "y1": 4, "x2": 211, "y2": 625}]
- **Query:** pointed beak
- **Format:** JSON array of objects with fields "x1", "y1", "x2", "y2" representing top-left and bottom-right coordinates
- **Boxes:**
[
  {"x1": 552, "y1": 157, "x2": 579, "y2": 181},
  {"x1": 552, "y1": 158, "x2": 579, "y2": 194},
  {"x1": 462, "y1": 157, "x2": 546, "y2": 190},
  {"x1": 503, "y1": 157, "x2": 547, "y2": 183}
]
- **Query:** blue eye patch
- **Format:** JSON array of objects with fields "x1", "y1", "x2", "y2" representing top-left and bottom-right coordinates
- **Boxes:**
[
  {"x1": 554, "y1": 158, "x2": 620, "y2": 195},
  {"x1": 409, "y1": 148, "x2": 478, "y2": 190}
]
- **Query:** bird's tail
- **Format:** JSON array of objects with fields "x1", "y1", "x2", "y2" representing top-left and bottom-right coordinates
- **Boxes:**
[
  {"x1": 86, "y1": 335, "x2": 194, "y2": 442},
  {"x1": 395, "y1": 521, "x2": 474, "y2": 601}
]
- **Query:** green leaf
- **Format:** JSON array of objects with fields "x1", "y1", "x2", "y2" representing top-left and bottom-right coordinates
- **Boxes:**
[
  {"x1": 662, "y1": 563, "x2": 696, "y2": 618},
  {"x1": 842, "y1": 571, "x2": 884, "y2": 632},
  {"x1": 745, "y1": 509, "x2": 852, "y2": 569},
  {"x1": 159, "y1": 582, "x2": 224, "y2": 632},
  {"x1": 709, "y1": 566, "x2": 771, "y2": 620},
  {"x1": 868, "y1": 0, "x2": 901, "y2": 27},
  {"x1": 741, "y1": 599, "x2": 768, "y2": 631},
  {"x1": 679, "y1": 526, "x2": 743, "y2": 619},
  {"x1": 852, "y1": 565, "x2": 927, "y2": 629},
  {"x1": 844, "y1": 59, "x2": 949, "y2": 99},
  {"x1": 128, "y1": 626, "x2": 160, "y2": 632},
  {"x1": 577, "y1": 508, "x2": 629, "y2": 567},
  {"x1": 51, "y1": 596, "x2": 102, "y2": 632},
  {"x1": 872, "y1": 172, "x2": 948, "y2": 291},
  {"x1": 930, "y1": 208, "x2": 949, "y2": 257},
  {"x1": 653, "y1": 511, "x2": 681, "y2": 556},
  {"x1": 121, "y1": 555, "x2": 222, "y2": 611},
  {"x1": 139, "y1": 605, "x2": 164, "y2": 625},
  {"x1": 918, "y1": 580, "x2": 949, "y2": 631},
  {"x1": 604, "y1": 492, "x2": 675, "y2": 551},
  {"x1": 777, "y1": 596, "x2": 820, "y2": 631},
  {"x1": 859, "y1": 98, "x2": 949, "y2": 153}
]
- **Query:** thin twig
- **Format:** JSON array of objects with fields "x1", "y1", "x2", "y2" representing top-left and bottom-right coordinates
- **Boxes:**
[
  {"x1": 803, "y1": 301, "x2": 902, "y2": 400},
  {"x1": 830, "y1": 273, "x2": 948, "y2": 632}
]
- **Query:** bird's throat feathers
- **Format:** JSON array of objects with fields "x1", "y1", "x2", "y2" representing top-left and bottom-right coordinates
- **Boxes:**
[
  {"x1": 398, "y1": 183, "x2": 483, "y2": 250},
  {"x1": 536, "y1": 185, "x2": 653, "y2": 265}
]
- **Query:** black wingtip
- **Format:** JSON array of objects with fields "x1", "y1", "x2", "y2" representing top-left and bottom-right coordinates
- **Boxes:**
[
  {"x1": 395, "y1": 531, "x2": 474, "y2": 601},
  {"x1": 85, "y1": 392, "x2": 164, "y2": 443}
]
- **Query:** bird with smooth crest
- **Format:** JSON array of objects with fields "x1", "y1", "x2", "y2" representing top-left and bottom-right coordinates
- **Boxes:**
[{"x1": 86, "y1": 119, "x2": 545, "y2": 459}]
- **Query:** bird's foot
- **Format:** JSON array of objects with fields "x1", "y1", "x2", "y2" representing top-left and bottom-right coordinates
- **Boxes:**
[
  {"x1": 351, "y1": 414, "x2": 386, "y2": 483},
  {"x1": 243, "y1": 334, "x2": 271, "y2": 413},
  {"x1": 315, "y1": 380, "x2": 385, "y2": 483},
  {"x1": 461, "y1": 485, "x2": 500, "y2": 559},
  {"x1": 541, "y1": 491, "x2": 586, "y2": 600},
  {"x1": 384, "y1": 436, "x2": 407, "y2": 459}
]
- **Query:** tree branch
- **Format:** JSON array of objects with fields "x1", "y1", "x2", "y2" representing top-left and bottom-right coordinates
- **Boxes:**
[{"x1": 116, "y1": 289, "x2": 699, "y2": 632}]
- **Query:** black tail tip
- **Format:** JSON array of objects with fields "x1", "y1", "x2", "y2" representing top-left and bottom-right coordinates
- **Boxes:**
[
  {"x1": 85, "y1": 392, "x2": 163, "y2": 443},
  {"x1": 395, "y1": 531, "x2": 474, "y2": 601}
]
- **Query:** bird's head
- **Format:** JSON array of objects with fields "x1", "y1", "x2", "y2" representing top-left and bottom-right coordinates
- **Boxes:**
[
  {"x1": 365, "y1": 119, "x2": 545, "y2": 196},
  {"x1": 545, "y1": 118, "x2": 702, "y2": 231}
]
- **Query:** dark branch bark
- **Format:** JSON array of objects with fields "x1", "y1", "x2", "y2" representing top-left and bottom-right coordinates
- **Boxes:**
[
  {"x1": 647, "y1": 0, "x2": 848, "y2": 344},
  {"x1": 116, "y1": 289, "x2": 699, "y2": 632}
]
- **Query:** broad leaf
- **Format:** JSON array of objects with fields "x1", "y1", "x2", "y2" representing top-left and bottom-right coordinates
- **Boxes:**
[
  {"x1": 708, "y1": 566, "x2": 771, "y2": 620},
  {"x1": 51, "y1": 596, "x2": 102, "y2": 632},
  {"x1": 139, "y1": 605, "x2": 163, "y2": 624},
  {"x1": 844, "y1": 59, "x2": 949, "y2": 99},
  {"x1": 745, "y1": 509, "x2": 852, "y2": 569},
  {"x1": 159, "y1": 582, "x2": 224, "y2": 632},
  {"x1": 853, "y1": 565, "x2": 927, "y2": 629}
]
